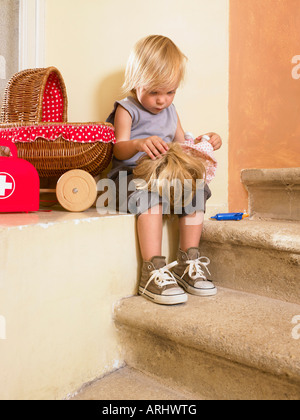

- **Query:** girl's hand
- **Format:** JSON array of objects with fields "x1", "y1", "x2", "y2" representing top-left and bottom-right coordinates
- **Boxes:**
[
  {"x1": 195, "y1": 132, "x2": 222, "y2": 151},
  {"x1": 208, "y1": 133, "x2": 222, "y2": 150},
  {"x1": 136, "y1": 136, "x2": 169, "y2": 160}
]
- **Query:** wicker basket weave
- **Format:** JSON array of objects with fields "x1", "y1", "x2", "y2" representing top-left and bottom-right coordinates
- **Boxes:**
[
  {"x1": 0, "y1": 121, "x2": 114, "y2": 178},
  {"x1": 0, "y1": 67, "x2": 68, "y2": 124},
  {"x1": 0, "y1": 67, "x2": 114, "y2": 178}
]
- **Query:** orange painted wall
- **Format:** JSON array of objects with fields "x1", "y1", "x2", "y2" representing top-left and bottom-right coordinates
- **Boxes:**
[{"x1": 229, "y1": 0, "x2": 300, "y2": 211}]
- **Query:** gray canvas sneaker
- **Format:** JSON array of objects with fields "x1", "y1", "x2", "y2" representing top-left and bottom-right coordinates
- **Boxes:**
[
  {"x1": 173, "y1": 247, "x2": 217, "y2": 296},
  {"x1": 139, "y1": 256, "x2": 188, "y2": 305}
]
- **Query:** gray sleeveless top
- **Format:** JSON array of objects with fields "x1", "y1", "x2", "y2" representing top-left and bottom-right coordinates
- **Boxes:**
[{"x1": 106, "y1": 96, "x2": 178, "y2": 176}]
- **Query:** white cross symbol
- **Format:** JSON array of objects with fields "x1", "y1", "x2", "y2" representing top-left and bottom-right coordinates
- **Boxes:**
[{"x1": 0, "y1": 174, "x2": 13, "y2": 197}]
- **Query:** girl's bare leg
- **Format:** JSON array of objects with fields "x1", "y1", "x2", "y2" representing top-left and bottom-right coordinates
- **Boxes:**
[
  {"x1": 137, "y1": 204, "x2": 163, "y2": 260},
  {"x1": 179, "y1": 211, "x2": 204, "y2": 252}
]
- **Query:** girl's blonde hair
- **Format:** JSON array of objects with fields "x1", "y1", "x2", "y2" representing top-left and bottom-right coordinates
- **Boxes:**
[
  {"x1": 133, "y1": 143, "x2": 206, "y2": 211},
  {"x1": 123, "y1": 35, "x2": 187, "y2": 94}
]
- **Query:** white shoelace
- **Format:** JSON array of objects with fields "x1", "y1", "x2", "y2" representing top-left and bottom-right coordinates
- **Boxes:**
[
  {"x1": 142, "y1": 261, "x2": 178, "y2": 295},
  {"x1": 182, "y1": 256, "x2": 211, "y2": 281}
]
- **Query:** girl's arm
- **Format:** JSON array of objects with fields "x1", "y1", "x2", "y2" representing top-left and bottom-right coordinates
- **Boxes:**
[
  {"x1": 113, "y1": 105, "x2": 137, "y2": 160},
  {"x1": 173, "y1": 113, "x2": 222, "y2": 150},
  {"x1": 173, "y1": 113, "x2": 185, "y2": 143},
  {"x1": 113, "y1": 105, "x2": 169, "y2": 160}
]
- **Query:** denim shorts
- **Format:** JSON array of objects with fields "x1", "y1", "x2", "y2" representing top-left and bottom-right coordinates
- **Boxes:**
[{"x1": 108, "y1": 168, "x2": 212, "y2": 217}]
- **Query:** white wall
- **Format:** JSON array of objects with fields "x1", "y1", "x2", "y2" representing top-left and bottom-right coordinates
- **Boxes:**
[{"x1": 44, "y1": 0, "x2": 229, "y2": 215}]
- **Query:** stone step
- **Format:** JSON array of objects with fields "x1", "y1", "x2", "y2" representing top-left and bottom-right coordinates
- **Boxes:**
[
  {"x1": 241, "y1": 168, "x2": 300, "y2": 221},
  {"x1": 114, "y1": 289, "x2": 300, "y2": 400},
  {"x1": 70, "y1": 366, "x2": 198, "y2": 400},
  {"x1": 201, "y1": 219, "x2": 300, "y2": 304}
]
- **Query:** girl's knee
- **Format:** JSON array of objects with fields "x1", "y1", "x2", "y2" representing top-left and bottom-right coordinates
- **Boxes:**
[
  {"x1": 180, "y1": 211, "x2": 204, "y2": 225},
  {"x1": 138, "y1": 204, "x2": 163, "y2": 217}
]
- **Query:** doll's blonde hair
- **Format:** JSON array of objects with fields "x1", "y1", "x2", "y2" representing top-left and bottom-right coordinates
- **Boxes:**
[
  {"x1": 123, "y1": 35, "x2": 187, "y2": 94},
  {"x1": 133, "y1": 143, "x2": 206, "y2": 211}
]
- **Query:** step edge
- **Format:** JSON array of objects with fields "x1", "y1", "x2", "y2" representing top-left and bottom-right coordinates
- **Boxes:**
[
  {"x1": 114, "y1": 290, "x2": 300, "y2": 384},
  {"x1": 202, "y1": 220, "x2": 300, "y2": 255},
  {"x1": 241, "y1": 168, "x2": 300, "y2": 186}
]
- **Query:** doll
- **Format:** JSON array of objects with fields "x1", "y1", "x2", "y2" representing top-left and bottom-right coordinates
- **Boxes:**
[{"x1": 133, "y1": 138, "x2": 217, "y2": 210}]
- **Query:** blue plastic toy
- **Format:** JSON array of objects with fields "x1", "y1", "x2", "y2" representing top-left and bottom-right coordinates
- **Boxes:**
[{"x1": 211, "y1": 212, "x2": 249, "y2": 221}]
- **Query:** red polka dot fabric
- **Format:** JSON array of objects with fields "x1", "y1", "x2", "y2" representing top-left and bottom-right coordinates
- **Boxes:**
[
  {"x1": 42, "y1": 72, "x2": 64, "y2": 122},
  {"x1": 183, "y1": 139, "x2": 217, "y2": 184},
  {"x1": 0, "y1": 123, "x2": 116, "y2": 144}
]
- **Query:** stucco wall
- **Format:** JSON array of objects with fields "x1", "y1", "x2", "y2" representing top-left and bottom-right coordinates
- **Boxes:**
[{"x1": 229, "y1": 0, "x2": 300, "y2": 211}]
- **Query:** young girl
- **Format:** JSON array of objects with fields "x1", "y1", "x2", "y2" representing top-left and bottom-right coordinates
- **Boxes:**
[{"x1": 106, "y1": 35, "x2": 222, "y2": 305}]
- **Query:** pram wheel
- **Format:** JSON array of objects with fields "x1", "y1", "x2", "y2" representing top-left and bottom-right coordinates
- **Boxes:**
[{"x1": 56, "y1": 169, "x2": 97, "y2": 212}]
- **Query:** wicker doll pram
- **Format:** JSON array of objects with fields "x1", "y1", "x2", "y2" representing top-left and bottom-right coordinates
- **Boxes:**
[{"x1": 0, "y1": 67, "x2": 115, "y2": 211}]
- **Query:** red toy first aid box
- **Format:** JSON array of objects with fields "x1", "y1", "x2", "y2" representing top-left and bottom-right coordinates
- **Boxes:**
[{"x1": 0, "y1": 140, "x2": 40, "y2": 213}]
